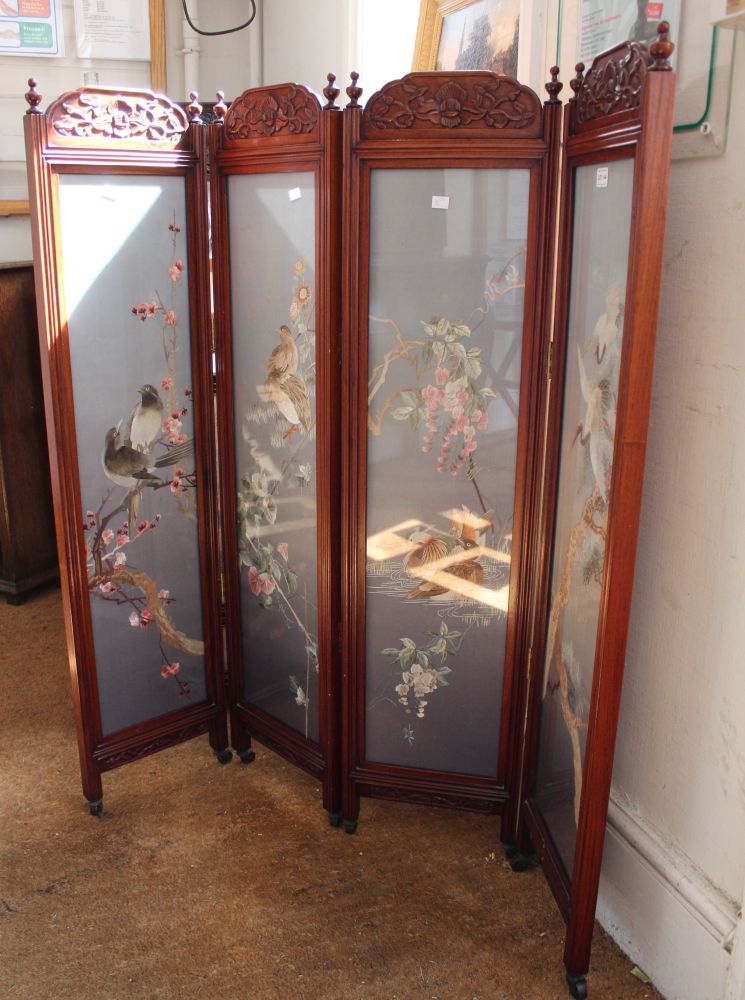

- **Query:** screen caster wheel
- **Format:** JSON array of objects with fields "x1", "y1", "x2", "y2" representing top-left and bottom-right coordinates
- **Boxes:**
[
  {"x1": 237, "y1": 748, "x2": 256, "y2": 764},
  {"x1": 88, "y1": 799, "x2": 103, "y2": 817},
  {"x1": 328, "y1": 811, "x2": 342, "y2": 827},
  {"x1": 567, "y1": 975, "x2": 588, "y2": 999},
  {"x1": 342, "y1": 819, "x2": 357, "y2": 834},
  {"x1": 213, "y1": 748, "x2": 233, "y2": 765}
]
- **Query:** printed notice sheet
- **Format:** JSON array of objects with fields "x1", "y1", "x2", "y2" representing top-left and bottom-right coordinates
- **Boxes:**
[{"x1": 73, "y1": 0, "x2": 150, "y2": 61}]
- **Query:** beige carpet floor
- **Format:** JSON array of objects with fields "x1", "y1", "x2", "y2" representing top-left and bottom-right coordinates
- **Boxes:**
[{"x1": 0, "y1": 587, "x2": 661, "y2": 1000}]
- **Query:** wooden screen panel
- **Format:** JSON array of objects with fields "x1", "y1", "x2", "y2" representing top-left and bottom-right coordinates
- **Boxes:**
[
  {"x1": 516, "y1": 27, "x2": 676, "y2": 999},
  {"x1": 341, "y1": 72, "x2": 561, "y2": 829},
  {"x1": 211, "y1": 82, "x2": 343, "y2": 819},
  {"x1": 532, "y1": 156, "x2": 635, "y2": 873},
  {"x1": 24, "y1": 86, "x2": 227, "y2": 814}
]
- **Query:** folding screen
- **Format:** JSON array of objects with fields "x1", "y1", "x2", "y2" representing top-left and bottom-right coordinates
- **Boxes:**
[
  {"x1": 23, "y1": 83, "x2": 227, "y2": 814},
  {"x1": 210, "y1": 79, "x2": 343, "y2": 820},
  {"x1": 503, "y1": 33, "x2": 676, "y2": 1000},
  {"x1": 24, "y1": 33, "x2": 675, "y2": 993},
  {"x1": 339, "y1": 71, "x2": 562, "y2": 831}
]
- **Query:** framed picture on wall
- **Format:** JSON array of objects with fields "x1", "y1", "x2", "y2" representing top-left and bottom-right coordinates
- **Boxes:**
[{"x1": 412, "y1": 0, "x2": 521, "y2": 76}]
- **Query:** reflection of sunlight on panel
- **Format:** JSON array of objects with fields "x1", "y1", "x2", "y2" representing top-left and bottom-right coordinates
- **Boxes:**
[
  {"x1": 60, "y1": 182, "x2": 163, "y2": 315},
  {"x1": 273, "y1": 495, "x2": 317, "y2": 514},
  {"x1": 366, "y1": 519, "x2": 424, "y2": 561},
  {"x1": 441, "y1": 507, "x2": 493, "y2": 533},
  {"x1": 250, "y1": 516, "x2": 317, "y2": 539}
]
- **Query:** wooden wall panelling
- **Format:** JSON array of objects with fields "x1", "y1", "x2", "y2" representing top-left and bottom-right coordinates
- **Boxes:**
[{"x1": 0, "y1": 263, "x2": 58, "y2": 603}]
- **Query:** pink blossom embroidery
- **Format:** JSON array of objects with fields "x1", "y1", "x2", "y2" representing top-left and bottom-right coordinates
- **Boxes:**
[
  {"x1": 129, "y1": 612, "x2": 140, "y2": 627},
  {"x1": 277, "y1": 543, "x2": 289, "y2": 560},
  {"x1": 160, "y1": 376, "x2": 173, "y2": 391}
]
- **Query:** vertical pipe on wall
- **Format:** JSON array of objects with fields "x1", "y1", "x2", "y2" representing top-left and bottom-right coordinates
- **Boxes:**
[
  {"x1": 247, "y1": 0, "x2": 263, "y2": 88},
  {"x1": 181, "y1": 0, "x2": 201, "y2": 99}
]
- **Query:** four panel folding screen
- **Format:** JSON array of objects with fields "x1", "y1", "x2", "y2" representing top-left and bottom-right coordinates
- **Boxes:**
[{"x1": 23, "y1": 25, "x2": 675, "y2": 998}]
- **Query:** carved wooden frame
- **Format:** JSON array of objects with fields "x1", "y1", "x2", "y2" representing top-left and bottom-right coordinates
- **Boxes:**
[
  {"x1": 508, "y1": 27, "x2": 676, "y2": 997},
  {"x1": 339, "y1": 70, "x2": 562, "y2": 828},
  {"x1": 210, "y1": 79, "x2": 344, "y2": 819},
  {"x1": 23, "y1": 82, "x2": 227, "y2": 814}
]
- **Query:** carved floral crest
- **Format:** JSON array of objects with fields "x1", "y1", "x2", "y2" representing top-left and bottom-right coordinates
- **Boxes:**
[
  {"x1": 576, "y1": 43, "x2": 653, "y2": 125},
  {"x1": 224, "y1": 85, "x2": 319, "y2": 141},
  {"x1": 363, "y1": 74, "x2": 541, "y2": 135},
  {"x1": 49, "y1": 90, "x2": 187, "y2": 144}
]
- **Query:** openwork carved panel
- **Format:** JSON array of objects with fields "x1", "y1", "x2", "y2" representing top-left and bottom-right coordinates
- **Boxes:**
[
  {"x1": 223, "y1": 84, "x2": 320, "y2": 142},
  {"x1": 362, "y1": 73, "x2": 542, "y2": 138},
  {"x1": 47, "y1": 88, "x2": 188, "y2": 146},
  {"x1": 576, "y1": 42, "x2": 653, "y2": 126}
]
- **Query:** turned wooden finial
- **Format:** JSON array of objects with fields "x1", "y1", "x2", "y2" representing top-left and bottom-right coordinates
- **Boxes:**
[
  {"x1": 546, "y1": 66, "x2": 563, "y2": 103},
  {"x1": 346, "y1": 71, "x2": 362, "y2": 109},
  {"x1": 570, "y1": 62, "x2": 585, "y2": 99},
  {"x1": 323, "y1": 72, "x2": 340, "y2": 110},
  {"x1": 25, "y1": 78, "x2": 42, "y2": 115},
  {"x1": 650, "y1": 21, "x2": 674, "y2": 70},
  {"x1": 214, "y1": 90, "x2": 228, "y2": 122},
  {"x1": 187, "y1": 91, "x2": 203, "y2": 124}
]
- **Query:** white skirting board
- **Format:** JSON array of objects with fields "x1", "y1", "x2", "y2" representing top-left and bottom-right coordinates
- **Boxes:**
[{"x1": 596, "y1": 794, "x2": 740, "y2": 1000}]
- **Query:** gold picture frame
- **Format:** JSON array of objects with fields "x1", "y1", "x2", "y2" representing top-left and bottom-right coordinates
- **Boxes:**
[
  {"x1": 0, "y1": 0, "x2": 166, "y2": 218},
  {"x1": 412, "y1": 0, "x2": 520, "y2": 75}
]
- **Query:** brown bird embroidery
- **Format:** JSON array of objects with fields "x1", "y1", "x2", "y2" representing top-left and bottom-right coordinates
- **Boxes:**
[
  {"x1": 404, "y1": 514, "x2": 486, "y2": 602},
  {"x1": 257, "y1": 325, "x2": 311, "y2": 439}
]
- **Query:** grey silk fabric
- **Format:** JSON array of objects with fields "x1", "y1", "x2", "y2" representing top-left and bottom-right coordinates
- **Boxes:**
[
  {"x1": 534, "y1": 158, "x2": 634, "y2": 875},
  {"x1": 59, "y1": 175, "x2": 206, "y2": 736},
  {"x1": 365, "y1": 168, "x2": 529, "y2": 777},
  {"x1": 227, "y1": 172, "x2": 320, "y2": 743}
]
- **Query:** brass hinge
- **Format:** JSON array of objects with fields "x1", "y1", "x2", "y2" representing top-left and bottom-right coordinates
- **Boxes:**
[
  {"x1": 211, "y1": 313, "x2": 219, "y2": 397},
  {"x1": 546, "y1": 340, "x2": 554, "y2": 381}
]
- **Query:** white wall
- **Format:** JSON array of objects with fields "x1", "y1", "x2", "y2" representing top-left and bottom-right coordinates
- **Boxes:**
[
  {"x1": 0, "y1": 0, "x2": 152, "y2": 264},
  {"x1": 261, "y1": 0, "x2": 355, "y2": 95},
  {"x1": 0, "y1": 0, "x2": 260, "y2": 265}
]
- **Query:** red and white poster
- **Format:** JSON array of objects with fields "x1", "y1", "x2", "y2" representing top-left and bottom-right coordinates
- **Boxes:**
[{"x1": 577, "y1": 0, "x2": 680, "y2": 65}]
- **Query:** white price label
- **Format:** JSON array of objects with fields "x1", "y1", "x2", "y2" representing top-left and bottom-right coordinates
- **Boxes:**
[
  {"x1": 431, "y1": 195, "x2": 450, "y2": 210},
  {"x1": 288, "y1": 188, "x2": 302, "y2": 202},
  {"x1": 596, "y1": 167, "x2": 609, "y2": 188}
]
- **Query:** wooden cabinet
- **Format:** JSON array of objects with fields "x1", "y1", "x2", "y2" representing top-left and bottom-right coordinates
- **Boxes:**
[{"x1": 0, "y1": 263, "x2": 58, "y2": 603}]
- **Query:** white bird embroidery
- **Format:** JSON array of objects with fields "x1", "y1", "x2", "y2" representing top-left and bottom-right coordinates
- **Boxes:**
[
  {"x1": 576, "y1": 347, "x2": 615, "y2": 500},
  {"x1": 591, "y1": 284, "x2": 624, "y2": 364}
]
